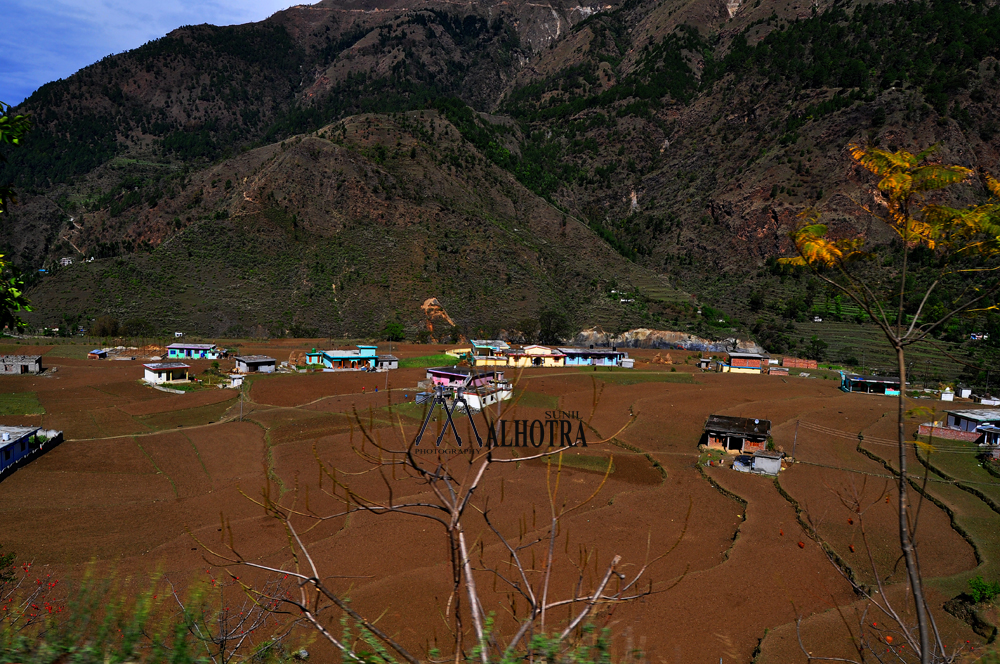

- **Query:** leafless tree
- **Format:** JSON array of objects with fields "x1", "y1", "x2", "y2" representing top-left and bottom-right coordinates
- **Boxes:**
[{"x1": 197, "y1": 377, "x2": 685, "y2": 663}]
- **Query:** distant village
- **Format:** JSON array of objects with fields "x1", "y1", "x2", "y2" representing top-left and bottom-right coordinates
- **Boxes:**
[{"x1": 3, "y1": 337, "x2": 1000, "y2": 482}]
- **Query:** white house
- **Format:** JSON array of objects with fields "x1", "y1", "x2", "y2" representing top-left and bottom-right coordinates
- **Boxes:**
[
  {"x1": 234, "y1": 355, "x2": 276, "y2": 374},
  {"x1": 143, "y1": 363, "x2": 190, "y2": 384}
]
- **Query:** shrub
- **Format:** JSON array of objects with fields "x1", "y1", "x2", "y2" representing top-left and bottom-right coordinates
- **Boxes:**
[{"x1": 968, "y1": 576, "x2": 1000, "y2": 604}]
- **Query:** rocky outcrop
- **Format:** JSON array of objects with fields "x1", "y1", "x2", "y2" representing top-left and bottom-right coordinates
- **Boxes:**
[
  {"x1": 421, "y1": 297, "x2": 457, "y2": 333},
  {"x1": 574, "y1": 327, "x2": 766, "y2": 353}
]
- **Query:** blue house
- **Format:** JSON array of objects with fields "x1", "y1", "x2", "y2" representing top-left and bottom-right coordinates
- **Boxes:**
[
  {"x1": 167, "y1": 343, "x2": 221, "y2": 360},
  {"x1": 315, "y1": 345, "x2": 379, "y2": 370},
  {"x1": 0, "y1": 426, "x2": 62, "y2": 476},
  {"x1": 840, "y1": 372, "x2": 901, "y2": 396},
  {"x1": 557, "y1": 348, "x2": 628, "y2": 366}
]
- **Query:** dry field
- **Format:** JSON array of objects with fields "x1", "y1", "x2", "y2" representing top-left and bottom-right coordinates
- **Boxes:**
[{"x1": 0, "y1": 342, "x2": 995, "y2": 663}]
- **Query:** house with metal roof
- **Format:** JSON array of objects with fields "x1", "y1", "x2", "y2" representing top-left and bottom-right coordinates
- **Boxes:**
[
  {"x1": 0, "y1": 426, "x2": 62, "y2": 475},
  {"x1": 470, "y1": 340, "x2": 510, "y2": 356},
  {"x1": 557, "y1": 348, "x2": 628, "y2": 367},
  {"x1": 320, "y1": 345, "x2": 378, "y2": 370},
  {"x1": 840, "y1": 372, "x2": 901, "y2": 396},
  {"x1": 0, "y1": 355, "x2": 43, "y2": 375},
  {"x1": 234, "y1": 356, "x2": 276, "y2": 374},
  {"x1": 703, "y1": 414, "x2": 772, "y2": 454},
  {"x1": 507, "y1": 345, "x2": 566, "y2": 368},
  {"x1": 718, "y1": 352, "x2": 768, "y2": 374},
  {"x1": 87, "y1": 349, "x2": 108, "y2": 360},
  {"x1": 917, "y1": 409, "x2": 1000, "y2": 442},
  {"x1": 426, "y1": 366, "x2": 502, "y2": 390},
  {"x1": 166, "y1": 343, "x2": 221, "y2": 360},
  {"x1": 375, "y1": 355, "x2": 398, "y2": 371},
  {"x1": 143, "y1": 363, "x2": 191, "y2": 384}
]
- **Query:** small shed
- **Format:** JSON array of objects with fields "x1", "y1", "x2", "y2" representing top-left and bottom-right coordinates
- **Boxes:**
[
  {"x1": 941, "y1": 389, "x2": 955, "y2": 402},
  {"x1": 234, "y1": 356, "x2": 276, "y2": 374},
  {"x1": 769, "y1": 366, "x2": 789, "y2": 376},
  {"x1": 698, "y1": 357, "x2": 713, "y2": 370},
  {"x1": 88, "y1": 349, "x2": 108, "y2": 360},
  {"x1": 143, "y1": 363, "x2": 190, "y2": 384},
  {"x1": 752, "y1": 451, "x2": 783, "y2": 476},
  {"x1": 375, "y1": 355, "x2": 399, "y2": 371},
  {"x1": 704, "y1": 414, "x2": 771, "y2": 454},
  {"x1": 0, "y1": 355, "x2": 43, "y2": 375},
  {"x1": 958, "y1": 387, "x2": 973, "y2": 399}
]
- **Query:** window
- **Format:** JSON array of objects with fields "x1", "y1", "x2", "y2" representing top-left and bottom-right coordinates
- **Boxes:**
[{"x1": 4, "y1": 449, "x2": 9, "y2": 460}]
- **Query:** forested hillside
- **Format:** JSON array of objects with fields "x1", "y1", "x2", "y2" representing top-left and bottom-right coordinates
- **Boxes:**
[{"x1": 3, "y1": 0, "x2": 1000, "y2": 375}]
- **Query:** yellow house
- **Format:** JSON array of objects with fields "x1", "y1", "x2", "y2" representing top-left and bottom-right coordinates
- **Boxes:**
[
  {"x1": 446, "y1": 348, "x2": 472, "y2": 358},
  {"x1": 507, "y1": 345, "x2": 566, "y2": 368},
  {"x1": 474, "y1": 355, "x2": 508, "y2": 367},
  {"x1": 718, "y1": 352, "x2": 768, "y2": 374}
]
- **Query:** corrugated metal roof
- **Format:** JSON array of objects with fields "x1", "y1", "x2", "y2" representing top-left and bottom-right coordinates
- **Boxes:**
[
  {"x1": 0, "y1": 355, "x2": 42, "y2": 362},
  {"x1": 236, "y1": 355, "x2": 275, "y2": 363},
  {"x1": 144, "y1": 363, "x2": 190, "y2": 370},
  {"x1": 704, "y1": 414, "x2": 771, "y2": 436},
  {"x1": 847, "y1": 374, "x2": 901, "y2": 384},
  {"x1": 167, "y1": 343, "x2": 217, "y2": 350},
  {"x1": 945, "y1": 409, "x2": 1000, "y2": 422}
]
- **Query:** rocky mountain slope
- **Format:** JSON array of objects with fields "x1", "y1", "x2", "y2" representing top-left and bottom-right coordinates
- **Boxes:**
[{"x1": 3, "y1": 0, "x2": 1000, "y2": 359}]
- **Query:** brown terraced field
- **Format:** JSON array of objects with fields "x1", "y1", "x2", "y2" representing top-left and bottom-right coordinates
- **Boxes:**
[{"x1": 0, "y1": 341, "x2": 996, "y2": 663}]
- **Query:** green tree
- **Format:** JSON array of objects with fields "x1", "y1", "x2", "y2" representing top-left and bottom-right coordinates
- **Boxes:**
[
  {"x1": 382, "y1": 321, "x2": 405, "y2": 342},
  {"x1": 782, "y1": 144, "x2": 1000, "y2": 663},
  {"x1": 0, "y1": 102, "x2": 33, "y2": 331},
  {"x1": 0, "y1": 101, "x2": 31, "y2": 215},
  {"x1": 538, "y1": 309, "x2": 570, "y2": 345}
]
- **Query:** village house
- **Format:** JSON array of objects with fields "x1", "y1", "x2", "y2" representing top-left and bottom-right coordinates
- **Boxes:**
[
  {"x1": 557, "y1": 347, "x2": 628, "y2": 366},
  {"x1": 507, "y1": 345, "x2": 566, "y2": 368},
  {"x1": 840, "y1": 373, "x2": 902, "y2": 396},
  {"x1": 375, "y1": 355, "x2": 399, "y2": 371},
  {"x1": 426, "y1": 366, "x2": 502, "y2": 390},
  {"x1": 0, "y1": 355, "x2": 43, "y2": 375},
  {"x1": 718, "y1": 352, "x2": 768, "y2": 374},
  {"x1": 166, "y1": 343, "x2": 221, "y2": 360},
  {"x1": 918, "y1": 409, "x2": 1000, "y2": 442},
  {"x1": 703, "y1": 414, "x2": 772, "y2": 454},
  {"x1": 234, "y1": 356, "x2": 276, "y2": 374},
  {"x1": 421, "y1": 367, "x2": 511, "y2": 411},
  {"x1": 768, "y1": 366, "x2": 789, "y2": 376},
  {"x1": 143, "y1": 363, "x2": 191, "y2": 384},
  {"x1": 0, "y1": 426, "x2": 62, "y2": 475},
  {"x1": 87, "y1": 349, "x2": 108, "y2": 360},
  {"x1": 322, "y1": 345, "x2": 379, "y2": 370},
  {"x1": 470, "y1": 340, "x2": 510, "y2": 367},
  {"x1": 977, "y1": 424, "x2": 1000, "y2": 462}
]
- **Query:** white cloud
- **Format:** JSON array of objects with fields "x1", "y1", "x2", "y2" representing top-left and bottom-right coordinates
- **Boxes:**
[{"x1": 1, "y1": 0, "x2": 296, "y2": 106}]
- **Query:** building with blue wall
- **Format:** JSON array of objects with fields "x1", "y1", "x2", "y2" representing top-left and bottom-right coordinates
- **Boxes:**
[{"x1": 166, "y1": 343, "x2": 221, "y2": 360}]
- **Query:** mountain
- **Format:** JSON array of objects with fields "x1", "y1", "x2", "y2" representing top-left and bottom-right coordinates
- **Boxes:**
[{"x1": 4, "y1": 0, "x2": 1000, "y2": 356}]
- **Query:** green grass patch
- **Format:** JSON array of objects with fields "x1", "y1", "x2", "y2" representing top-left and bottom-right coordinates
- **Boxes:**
[
  {"x1": 511, "y1": 389, "x2": 559, "y2": 410},
  {"x1": 398, "y1": 354, "x2": 459, "y2": 368},
  {"x1": 0, "y1": 392, "x2": 45, "y2": 415},
  {"x1": 583, "y1": 370, "x2": 695, "y2": 385},
  {"x1": 45, "y1": 345, "x2": 95, "y2": 359},
  {"x1": 543, "y1": 453, "x2": 614, "y2": 473}
]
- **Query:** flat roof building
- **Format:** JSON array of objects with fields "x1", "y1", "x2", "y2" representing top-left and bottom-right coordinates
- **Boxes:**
[{"x1": 0, "y1": 355, "x2": 42, "y2": 375}]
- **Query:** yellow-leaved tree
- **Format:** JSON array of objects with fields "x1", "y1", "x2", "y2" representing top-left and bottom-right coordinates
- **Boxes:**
[{"x1": 782, "y1": 144, "x2": 1000, "y2": 664}]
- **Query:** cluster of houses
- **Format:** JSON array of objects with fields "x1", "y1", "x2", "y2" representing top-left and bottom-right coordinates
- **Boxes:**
[
  {"x1": 709, "y1": 352, "x2": 817, "y2": 375},
  {"x1": 701, "y1": 414, "x2": 783, "y2": 476},
  {"x1": 445, "y1": 340, "x2": 633, "y2": 369}
]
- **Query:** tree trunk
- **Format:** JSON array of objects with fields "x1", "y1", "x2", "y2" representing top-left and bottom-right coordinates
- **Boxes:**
[{"x1": 895, "y1": 344, "x2": 931, "y2": 662}]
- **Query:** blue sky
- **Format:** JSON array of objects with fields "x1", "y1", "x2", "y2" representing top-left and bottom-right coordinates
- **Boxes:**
[{"x1": 2, "y1": 0, "x2": 296, "y2": 107}]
